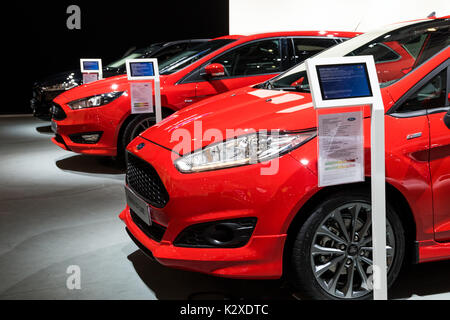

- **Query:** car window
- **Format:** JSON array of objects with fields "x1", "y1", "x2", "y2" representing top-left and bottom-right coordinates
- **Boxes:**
[
  {"x1": 397, "y1": 69, "x2": 447, "y2": 113},
  {"x1": 349, "y1": 21, "x2": 449, "y2": 85},
  {"x1": 358, "y1": 43, "x2": 400, "y2": 63},
  {"x1": 292, "y1": 38, "x2": 338, "y2": 63},
  {"x1": 150, "y1": 43, "x2": 188, "y2": 61},
  {"x1": 211, "y1": 39, "x2": 282, "y2": 77},
  {"x1": 266, "y1": 19, "x2": 449, "y2": 92},
  {"x1": 159, "y1": 39, "x2": 236, "y2": 75}
]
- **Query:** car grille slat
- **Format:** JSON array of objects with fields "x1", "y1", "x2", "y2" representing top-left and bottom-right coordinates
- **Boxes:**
[{"x1": 126, "y1": 152, "x2": 169, "y2": 208}]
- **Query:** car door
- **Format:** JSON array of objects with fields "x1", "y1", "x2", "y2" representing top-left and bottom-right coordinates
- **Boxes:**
[
  {"x1": 426, "y1": 65, "x2": 450, "y2": 242},
  {"x1": 390, "y1": 62, "x2": 450, "y2": 242},
  {"x1": 192, "y1": 38, "x2": 284, "y2": 102}
]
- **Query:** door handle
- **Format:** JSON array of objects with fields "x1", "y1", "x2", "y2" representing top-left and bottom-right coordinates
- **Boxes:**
[{"x1": 407, "y1": 132, "x2": 422, "y2": 140}]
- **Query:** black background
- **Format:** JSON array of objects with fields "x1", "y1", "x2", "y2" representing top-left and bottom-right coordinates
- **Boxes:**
[{"x1": 3, "y1": 1, "x2": 229, "y2": 114}]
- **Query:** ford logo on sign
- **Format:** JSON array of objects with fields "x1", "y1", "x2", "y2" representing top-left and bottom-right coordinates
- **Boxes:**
[
  {"x1": 348, "y1": 117, "x2": 356, "y2": 121},
  {"x1": 137, "y1": 143, "x2": 145, "y2": 150}
]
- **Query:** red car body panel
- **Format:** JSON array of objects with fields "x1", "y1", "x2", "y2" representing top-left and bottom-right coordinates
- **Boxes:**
[
  {"x1": 120, "y1": 40, "x2": 450, "y2": 278},
  {"x1": 52, "y1": 31, "x2": 359, "y2": 156}
]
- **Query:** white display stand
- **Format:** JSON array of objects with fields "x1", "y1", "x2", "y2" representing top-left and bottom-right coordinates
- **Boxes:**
[
  {"x1": 125, "y1": 58, "x2": 162, "y2": 123},
  {"x1": 80, "y1": 59, "x2": 103, "y2": 84},
  {"x1": 306, "y1": 56, "x2": 387, "y2": 300}
]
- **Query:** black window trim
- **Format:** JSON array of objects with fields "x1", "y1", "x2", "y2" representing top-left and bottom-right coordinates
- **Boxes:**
[
  {"x1": 290, "y1": 36, "x2": 342, "y2": 65},
  {"x1": 177, "y1": 37, "x2": 284, "y2": 85},
  {"x1": 387, "y1": 58, "x2": 449, "y2": 118}
]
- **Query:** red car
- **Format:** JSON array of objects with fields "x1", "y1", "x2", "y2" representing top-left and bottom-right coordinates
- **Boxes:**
[
  {"x1": 51, "y1": 31, "x2": 358, "y2": 158},
  {"x1": 120, "y1": 17, "x2": 449, "y2": 299}
]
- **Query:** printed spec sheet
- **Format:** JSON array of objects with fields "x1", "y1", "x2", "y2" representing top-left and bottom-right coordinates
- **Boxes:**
[
  {"x1": 317, "y1": 110, "x2": 365, "y2": 187},
  {"x1": 130, "y1": 82, "x2": 153, "y2": 114}
]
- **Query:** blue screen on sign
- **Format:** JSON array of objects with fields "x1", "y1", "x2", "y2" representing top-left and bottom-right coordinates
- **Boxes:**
[
  {"x1": 317, "y1": 63, "x2": 372, "y2": 100},
  {"x1": 83, "y1": 61, "x2": 100, "y2": 71},
  {"x1": 130, "y1": 62, "x2": 155, "y2": 77}
]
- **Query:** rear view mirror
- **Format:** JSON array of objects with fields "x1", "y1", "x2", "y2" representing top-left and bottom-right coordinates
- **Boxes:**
[
  {"x1": 202, "y1": 63, "x2": 225, "y2": 77},
  {"x1": 444, "y1": 109, "x2": 450, "y2": 130}
]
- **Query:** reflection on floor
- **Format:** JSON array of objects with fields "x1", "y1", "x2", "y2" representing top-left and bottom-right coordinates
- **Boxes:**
[{"x1": 0, "y1": 115, "x2": 449, "y2": 300}]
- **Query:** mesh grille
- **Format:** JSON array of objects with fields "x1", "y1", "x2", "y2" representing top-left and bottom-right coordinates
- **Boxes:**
[
  {"x1": 126, "y1": 152, "x2": 169, "y2": 208},
  {"x1": 51, "y1": 103, "x2": 67, "y2": 120}
]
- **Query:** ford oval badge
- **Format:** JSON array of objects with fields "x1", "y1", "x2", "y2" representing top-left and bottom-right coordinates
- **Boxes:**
[
  {"x1": 137, "y1": 143, "x2": 145, "y2": 150},
  {"x1": 348, "y1": 117, "x2": 356, "y2": 121}
]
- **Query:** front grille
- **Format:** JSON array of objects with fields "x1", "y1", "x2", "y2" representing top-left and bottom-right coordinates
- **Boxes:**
[
  {"x1": 32, "y1": 86, "x2": 42, "y2": 101},
  {"x1": 51, "y1": 103, "x2": 67, "y2": 121},
  {"x1": 126, "y1": 152, "x2": 170, "y2": 208},
  {"x1": 130, "y1": 209, "x2": 166, "y2": 242}
]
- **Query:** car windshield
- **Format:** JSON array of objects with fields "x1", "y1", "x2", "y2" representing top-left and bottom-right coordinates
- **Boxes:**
[
  {"x1": 265, "y1": 18, "x2": 449, "y2": 92},
  {"x1": 106, "y1": 44, "x2": 162, "y2": 69},
  {"x1": 159, "y1": 39, "x2": 237, "y2": 75}
]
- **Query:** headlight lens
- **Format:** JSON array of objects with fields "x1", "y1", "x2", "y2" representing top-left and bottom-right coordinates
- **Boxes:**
[
  {"x1": 174, "y1": 131, "x2": 315, "y2": 173},
  {"x1": 42, "y1": 82, "x2": 78, "y2": 91},
  {"x1": 67, "y1": 91, "x2": 124, "y2": 110}
]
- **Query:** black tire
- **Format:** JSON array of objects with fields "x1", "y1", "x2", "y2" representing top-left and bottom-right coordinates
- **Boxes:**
[
  {"x1": 117, "y1": 114, "x2": 156, "y2": 162},
  {"x1": 289, "y1": 189, "x2": 405, "y2": 300}
]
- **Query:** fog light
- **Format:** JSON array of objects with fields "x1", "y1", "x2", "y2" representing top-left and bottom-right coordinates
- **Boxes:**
[
  {"x1": 174, "y1": 218, "x2": 257, "y2": 248},
  {"x1": 69, "y1": 131, "x2": 103, "y2": 144},
  {"x1": 81, "y1": 134, "x2": 100, "y2": 142}
]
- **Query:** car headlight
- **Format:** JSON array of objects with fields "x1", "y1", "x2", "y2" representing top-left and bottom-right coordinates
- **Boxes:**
[
  {"x1": 174, "y1": 131, "x2": 316, "y2": 173},
  {"x1": 67, "y1": 91, "x2": 124, "y2": 110},
  {"x1": 42, "y1": 82, "x2": 78, "y2": 91}
]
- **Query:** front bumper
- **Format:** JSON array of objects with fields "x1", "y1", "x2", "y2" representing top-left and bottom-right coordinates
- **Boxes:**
[
  {"x1": 31, "y1": 87, "x2": 64, "y2": 120},
  {"x1": 50, "y1": 101, "x2": 125, "y2": 157},
  {"x1": 119, "y1": 136, "x2": 319, "y2": 279}
]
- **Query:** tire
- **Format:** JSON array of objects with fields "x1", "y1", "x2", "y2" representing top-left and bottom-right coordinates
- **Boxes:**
[
  {"x1": 289, "y1": 189, "x2": 405, "y2": 300},
  {"x1": 117, "y1": 114, "x2": 156, "y2": 162}
]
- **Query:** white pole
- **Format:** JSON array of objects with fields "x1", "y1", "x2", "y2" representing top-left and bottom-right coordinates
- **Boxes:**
[
  {"x1": 371, "y1": 103, "x2": 387, "y2": 300},
  {"x1": 154, "y1": 79, "x2": 162, "y2": 123}
]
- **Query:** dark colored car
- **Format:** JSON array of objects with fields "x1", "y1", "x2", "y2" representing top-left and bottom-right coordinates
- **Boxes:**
[{"x1": 31, "y1": 39, "x2": 208, "y2": 120}]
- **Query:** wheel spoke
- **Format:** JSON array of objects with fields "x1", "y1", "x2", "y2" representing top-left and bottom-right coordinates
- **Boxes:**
[
  {"x1": 326, "y1": 258, "x2": 347, "y2": 293},
  {"x1": 386, "y1": 245, "x2": 394, "y2": 258},
  {"x1": 356, "y1": 259, "x2": 371, "y2": 291},
  {"x1": 343, "y1": 262, "x2": 355, "y2": 298},
  {"x1": 360, "y1": 256, "x2": 373, "y2": 265},
  {"x1": 359, "y1": 212, "x2": 372, "y2": 240},
  {"x1": 331, "y1": 210, "x2": 351, "y2": 243},
  {"x1": 317, "y1": 225, "x2": 347, "y2": 245},
  {"x1": 360, "y1": 236, "x2": 372, "y2": 246},
  {"x1": 314, "y1": 254, "x2": 345, "y2": 277},
  {"x1": 350, "y1": 203, "x2": 361, "y2": 240},
  {"x1": 311, "y1": 244, "x2": 345, "y2": 256}
]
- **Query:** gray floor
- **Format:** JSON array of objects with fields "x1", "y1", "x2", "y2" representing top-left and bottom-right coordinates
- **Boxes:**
[{"x1": 0, "y1": 115, "x2": 449, "y2": 300}]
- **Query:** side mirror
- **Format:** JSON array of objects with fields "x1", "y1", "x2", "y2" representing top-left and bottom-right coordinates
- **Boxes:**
[
  {"x1": 202, "y1": 63, "x2": 225, "y2": 77},
  {"x1": 444, "y1": 109, "x2": 450, "y2": 130}
]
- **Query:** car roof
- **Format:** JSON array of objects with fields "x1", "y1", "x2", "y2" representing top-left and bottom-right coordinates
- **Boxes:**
[
  {"x1": 212, "y1": 30, "x2": 360, "y2": 43},
  {"x1": 161, "y1": 39, "x2": 210, "y2": 46}
]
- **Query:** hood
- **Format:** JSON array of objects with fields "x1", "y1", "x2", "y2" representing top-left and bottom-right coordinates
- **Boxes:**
[
  {"x1": 35, "y1": 69, "x2": 81, "y2": 87},
  {"x1": 55, "y1": 74, "x2": 168, "y2": 103},
  {"x1": 56, "y1": 75, "x2": 129, "y2": 102},
  {"x1": 140, "y1": 87, "x2": 345, "y2": 154},
  {"x1": 36, "y1": 68, "x2": 125, "y2": 91},
  {"x1": 141, "y1": 86, "x2": 382, "y2": 154}
]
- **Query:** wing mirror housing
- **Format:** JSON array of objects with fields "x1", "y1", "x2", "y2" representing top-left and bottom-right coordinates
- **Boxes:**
[
  {"x1": 202, "y1": 63, "x2": 225, "y2": 77},
  {"x1": 444, "y1": 109, "x2": 450, "y2": 130}
]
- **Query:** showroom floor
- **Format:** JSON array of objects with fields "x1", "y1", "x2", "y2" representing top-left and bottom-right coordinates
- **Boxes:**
[{"x1": 0, "y1": 115, "x2": 449, "y2": 300}]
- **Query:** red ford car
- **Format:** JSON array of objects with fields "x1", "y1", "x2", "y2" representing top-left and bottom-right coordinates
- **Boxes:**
[
  {"x1": 50, "y1": 31, "x2": 358, "y2": 158},
  {"x1": 120, "y1": 17, "x2": 450, "y2": 299}
]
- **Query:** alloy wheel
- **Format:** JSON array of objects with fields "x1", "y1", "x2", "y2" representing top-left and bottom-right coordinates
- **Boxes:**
[{"x1": 310, "y1": 201, "x2": 396, "y2": 299}]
